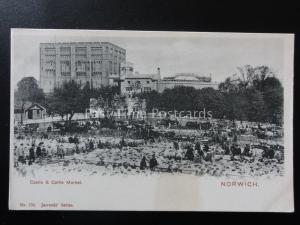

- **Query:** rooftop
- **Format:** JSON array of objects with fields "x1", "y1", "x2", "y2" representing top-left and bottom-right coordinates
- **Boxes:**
[
  {"x1": 163, "y1": 73, "x2": 212, "y2": 82},
  {"x1": 125, "y1": 72, "x2": 160, "y2": 80},
  {"x1": 40, "y1": 42, "x2": 126, "y2": 51}
]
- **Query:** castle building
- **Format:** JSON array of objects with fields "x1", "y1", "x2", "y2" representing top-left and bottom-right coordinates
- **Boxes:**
[{"x1": 40, "y1": 42, "x2": 126, "y2": 92}]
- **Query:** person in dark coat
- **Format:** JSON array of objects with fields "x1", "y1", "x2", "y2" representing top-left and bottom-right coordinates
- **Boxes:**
[
  {"x1": 73, "y1": 135, "x2": 79, "y2": 144},
  {"x1": 243, "y1": 144, "x2": 251, "y2": 157},
  {"x1": 185, "y1": 145, "x2": 194, "y2": 161},
  {"x1": 231, "y1": 144, "x2": 241, "y2": 156},
  {"x1": 233, "y1": 133, "x2": 238, "y2": 143},
  {"x1": 57, "y1": 144, "x2": 65, "y2": 159},
  {"x1": 41, "y1": 145, "x2": 47, "y2": 157},
  {"x1": 75, "y1": 143, "x2": 80, "y2": 154},
  {"x1": 36, "y1": 144, "x2": 42, "y2": 158},
  {"x1": 29, "y1": 144, "x2": 35, "y2": 165},
  {"x1": 173, "y1": 141, "x2": 179, "y2": 151},
  {"x1": 149, "y1": 154, "x2": 158, "y2": 171},
  {"x1": 223, "y1": 143, "x2": 230, "y2": 155},
  {"x1": 195, "y1": 141, "x2": 201, "y2": 153},
  {"x1": 140, "y1": 156, "x2": 147, "y2": 170},
  {"x1": 89, "y1": 140, "x2": 94, "y2": 151},
  {"x1": 47, "y1": 125, "x2": 52, "y2": 133},
  {"x1": 98, "y1": 140, "x2": 103, "y2": 149},
  {"x1": 204, "y1": 144, "x2": 209, "y2": 152},
  {"x1": 119, "y1": 136, "x2": 125, "y2": 151},
  {"x1": 230, "y1": 144, "x2": 242, "y2": 160},
  {"x1": 195, "y1": 142, "x2": 204, "y2": 161}
]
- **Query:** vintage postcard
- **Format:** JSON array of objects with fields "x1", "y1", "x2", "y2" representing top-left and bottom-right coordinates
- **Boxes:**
[{"x1": 9, "y1": 29, "x2": 294, "y2": 211}]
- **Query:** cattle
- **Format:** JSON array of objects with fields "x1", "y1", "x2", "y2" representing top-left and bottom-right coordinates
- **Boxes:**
[
  {"x1": 231, "y1": 145, "x2": 242, "y2": 156},
  {"x1": 68, "y1": 136, "x2": 79, "y2": 144},
  {"x1": 40, "y1": 133, "x2": 49, "y2": 139},
  {"x1": 163, "y1": 148, "x2": 184, "y2": 161},
  {"x1": 204, "y1": 151, "x2": 214, "y2": 162},
  {"x1": 215, "y1": 147, "x2": 225, "y2": 155},
  {"x1": 265, "y1": 131, "x2": 274, "y2": 138}
]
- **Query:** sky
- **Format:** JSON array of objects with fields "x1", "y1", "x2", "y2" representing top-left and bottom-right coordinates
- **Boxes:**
[{"x1": 11, "y1": 29, "x2": 286, "y2": 88}]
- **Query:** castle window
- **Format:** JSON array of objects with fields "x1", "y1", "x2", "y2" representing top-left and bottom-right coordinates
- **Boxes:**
[
  {"x1": 91, "y1": 47, "x2": 103, "y2": 56},
  {"x1": 44, "y1": 47, "x2": 56, "y2": 56},
  {"x1": 75, "y1": 47, "x2": 87, "y2": 57},
  {"x1": 91, "y1": 61, "x2": 102, "y2": 73},
  {"x1": 60, "y1": 60, "x2": 71, "y2": 76},
  {"x1": 60, "y1": 47, "x2": 71, "y2": 56},
  {"x1": 76, "y1": 60, "x2": 89, "y2": 75}
]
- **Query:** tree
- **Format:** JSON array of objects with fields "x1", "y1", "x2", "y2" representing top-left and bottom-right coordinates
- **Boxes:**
[
  {"x1": 224, "y1": 91, "x2": 248, "y2": 121},
  {"x1": 261, "y1": 77, "x2": 283, "y2": 124},
  {"x1": 47, "y1": 80, "x2": 82, "y2": 123},
  {"x1": 95, "y1": 86, "x2": 120, "y2": 118},
  {"x1": 15, "y1": 77, "x2": 45, "y2": 123},
  {"x1": 220, "y1": 65, "x2": 275, "y2": 93},
  {"x1": 160, "y1": 86, "x2": 198, "y2": 111},
  {"x1": 236, "y1": 66, "x2": 282, "y2": 123},
  {"x1": 252, "y1": 66, "x2": 275, "y2": 91},
  {"x1": 96, "y1": 85, "x2": 119, "y2": 104},
  {"x1": 220, "y1": 65, "x2": 282, "y2": 123},
  {"x1": 219, "y1": 77, "x2": 239, "y2": 93},
  {"x1": 75, "y1": 83, "x2": 120, "y2": 118},
  {"x1": 244, "y1": 88, "x2": 266, "y2": 122},
  {"x1": 78, "y1": 82, "x2": 95, "y2": 113},
  {"x1": 235, "y1": 65, "x2": 256, "y2": 90},
  {"x1": 135, "y1": 90, "x2": 162, "y2": 112}
]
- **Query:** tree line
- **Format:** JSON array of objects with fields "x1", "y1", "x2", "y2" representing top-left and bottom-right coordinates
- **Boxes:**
[
  {"x1": 15, "y1": 65, "x2": 283, "y2": 124},
  {"x1": 136, "y1": 65, "x2": 283, "y2": 124},
  {"x1": 15, "y1": 78, "x2": 119, "y2": 123}
]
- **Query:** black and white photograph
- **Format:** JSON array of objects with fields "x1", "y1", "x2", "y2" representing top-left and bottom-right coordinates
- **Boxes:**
[{"x1": 9, "y1": 29, "x2": 294, "y2": 211}]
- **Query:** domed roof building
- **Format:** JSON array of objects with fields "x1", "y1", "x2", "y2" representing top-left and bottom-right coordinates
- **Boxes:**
[{"x1": 120, "y1": 61, "x2": 219, "y2": 95}]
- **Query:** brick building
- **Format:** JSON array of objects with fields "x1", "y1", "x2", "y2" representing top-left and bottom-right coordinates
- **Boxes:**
[
  {"x1": 120, "y1": 62, "x2": 219, "y2": 95},
  {"x1": 40, "y1": 42, "x2": 126, "y2": 92},
  {"x1": 120, "y1": 62, "x2": 161, "y2": 96}
]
